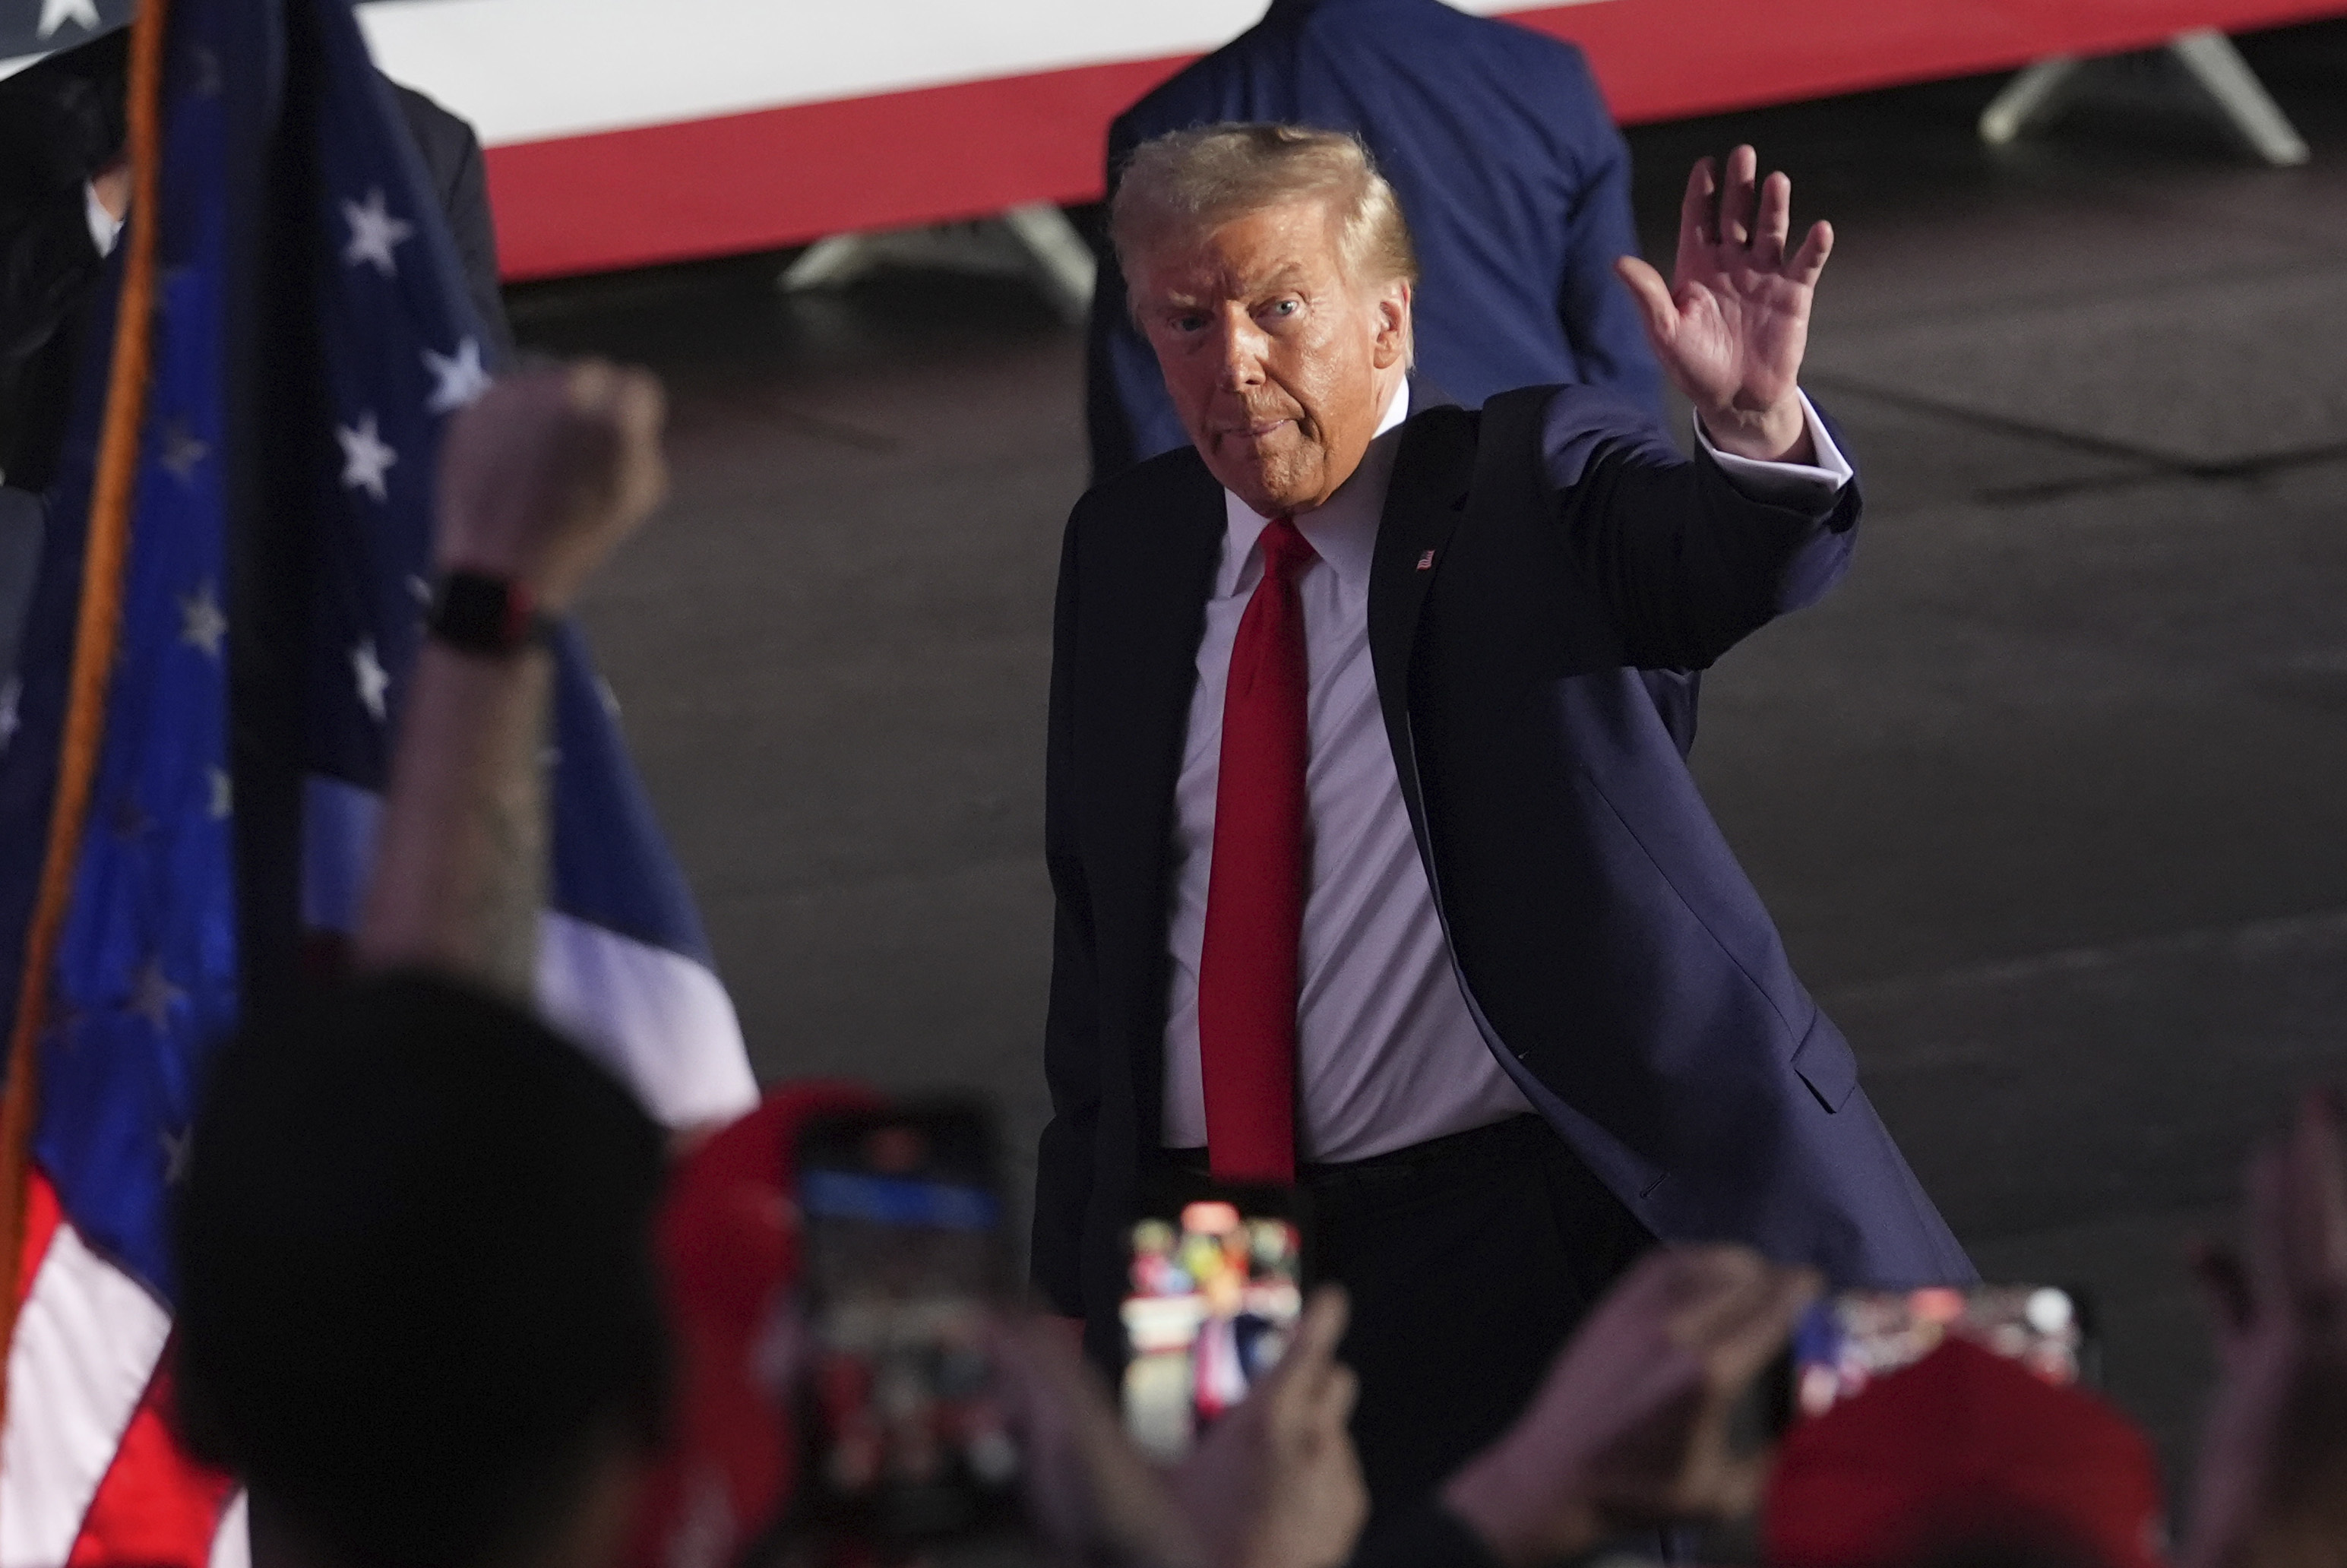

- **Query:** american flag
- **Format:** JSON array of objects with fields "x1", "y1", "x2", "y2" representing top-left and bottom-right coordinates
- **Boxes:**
[
  {"x1": 0, "y1": 2, "x2": 757, "y2": 1560},
  {"x1": 0, "y1": 0, "x2": 132, "y2": 65}
]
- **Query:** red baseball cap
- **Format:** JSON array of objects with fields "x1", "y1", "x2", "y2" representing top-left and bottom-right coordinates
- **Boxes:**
[
  {"x1": 1765, "y1": 1337, "x2": 2168, "y2": 1568},
  {"x1": 625, "y1": 1081, "x2": 884, "y2": 1568}
]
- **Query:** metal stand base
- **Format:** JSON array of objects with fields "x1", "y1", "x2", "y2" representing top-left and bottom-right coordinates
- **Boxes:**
[
  {"x1": 1979, "y1": 27, "x2": 2308, "y2": 167},
  {"x1": 777, "y1": 203, "x2": 1098, "y2": 324}
]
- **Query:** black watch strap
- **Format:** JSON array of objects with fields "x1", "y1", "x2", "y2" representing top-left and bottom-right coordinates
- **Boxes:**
[{"x1": 426, "y1": 571, "x2": 554, "y2": 656}]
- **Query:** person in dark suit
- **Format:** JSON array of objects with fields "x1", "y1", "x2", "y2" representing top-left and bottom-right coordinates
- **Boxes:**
[
  {"x1": 0, "y1": 27, "x2": 509, "y2": 686},
  {"x1": 0, "y1": 26, "x2": 511, "y2": 498},
  {"x1": 1085, "y1": 0, "x2": 1665, "y2": 485},
  {"x1": 1032, "y1": 124, "x2": 1972, "y2": 1515}
]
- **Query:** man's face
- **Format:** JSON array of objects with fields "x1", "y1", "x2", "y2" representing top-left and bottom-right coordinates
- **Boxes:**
[{"x1": 1133, "y1": 200, "x2": 1410, "y2": 517}]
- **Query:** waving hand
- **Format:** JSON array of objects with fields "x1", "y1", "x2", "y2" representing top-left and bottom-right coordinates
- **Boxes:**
[{"x1": 1615, "y1": 146, "x2": 1830, "y2": 463}]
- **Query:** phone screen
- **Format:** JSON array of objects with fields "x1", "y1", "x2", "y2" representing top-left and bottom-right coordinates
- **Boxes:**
[
  {"x1": 1791, "y1": 1284, "x2": 2095, "y2": 1419},
  {"x1": 793, "y1": 1105, "x2": 1020, "y2": 1553},
  {"x1": 1119, "y1": 1190, "x2": 1306, "y2": 1461}
]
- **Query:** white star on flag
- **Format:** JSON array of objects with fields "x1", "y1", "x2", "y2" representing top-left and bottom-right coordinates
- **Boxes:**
[
  {"x1": 353, "y1": 639, "x2": 390, "y2": 722},
  {"x1": 340, "y1": 187, "x2": 414, "y2": 277},
  {"x1": 128, "y1": 956, "x2": 185, "y2": 1034},
  {"x1": 160, "y1": 419, "x2": 209, "y2": 484},
  {"x1": 337, "y1": 411, "x2": 397, "y2": 503},
  {"x1": 207, "y1": 767, "x2": 232, "y2": 821},
  {"x1": 422, "y1": 337, "x2": 492, "y2": 414},
  {"x1": 37, "y1": 0, "x2": 100, "y2": 38},
  {"x1": 179, "y1": 580, "x2": 226, "y2": 659}
]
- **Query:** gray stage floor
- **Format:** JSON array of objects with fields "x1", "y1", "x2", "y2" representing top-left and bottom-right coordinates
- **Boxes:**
[{"x1": 512, "y1": 22, "x2": 2347, "y2": 1498}]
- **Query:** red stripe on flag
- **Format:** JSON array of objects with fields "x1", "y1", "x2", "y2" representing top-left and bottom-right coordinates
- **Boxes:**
[
  {"x1": 16, "y1": 1168, "x2": 60, "y2": 1309},
  {"x1": 1517, "y1": 0, "x2": 2347, "y2": 127},
  {"x1": 65, "y1": 1342, "x2": 236, "y2": 1568},
  {"x1": 480, "y1": 0, "x2": 2347, "y2": 281},
  {"x1": 483, "y1": 56, "x2": 1182, "y2": 279}
]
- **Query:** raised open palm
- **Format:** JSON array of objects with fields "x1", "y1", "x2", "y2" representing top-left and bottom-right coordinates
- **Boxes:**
[{"x1": 1615, "y1": 145, "x2": 1830, "y2": 460}]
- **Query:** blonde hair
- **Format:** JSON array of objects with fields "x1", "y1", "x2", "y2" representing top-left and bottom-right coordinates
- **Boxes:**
[{"x1": 1111, "y1": 123, "x2": 1420, "y2": 328}]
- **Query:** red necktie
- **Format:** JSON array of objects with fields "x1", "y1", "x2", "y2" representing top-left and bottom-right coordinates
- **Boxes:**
[{"x1": 1197, "y1": 515, "x2": 1317, "y2": 1184}]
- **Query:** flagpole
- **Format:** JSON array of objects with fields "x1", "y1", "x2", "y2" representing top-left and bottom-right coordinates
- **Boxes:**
[{"x1": 0, "y1": 0, "x2": 173, "y2": 1419}]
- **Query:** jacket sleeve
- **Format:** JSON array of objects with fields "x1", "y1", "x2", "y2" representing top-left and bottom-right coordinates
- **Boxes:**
[
  {"x1": 1540, "y1": 385, "x2": 1861, "y2": 670},
  {"x1": 1547, "y1": 46, "x2": 1667, "y2": 425},
  {"x1": 0, "y1": 184, "x2": 102, "y2": 373},
  {"x1": 1083, "y1": 113, "x2": 1189, "y2": 485},
  {"x1": 0, "y1": 41, "x2": 115, "y2": 371},
  {"x1": 1030, "y1": 504, "x2": 1103, "y2": 1317}
]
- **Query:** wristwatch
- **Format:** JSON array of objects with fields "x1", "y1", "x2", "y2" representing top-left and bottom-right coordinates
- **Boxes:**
[{"x1": 425, "y1": 570, "x2": 555, "y2": 656}]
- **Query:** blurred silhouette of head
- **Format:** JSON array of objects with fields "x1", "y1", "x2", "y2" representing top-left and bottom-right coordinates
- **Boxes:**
[
  {"x1": 173, "y1": 972, "x2": 670, "y2": 1568},
  {"x1": 1113, "y1": 124, "x2": 1419, "y2": 517},
  {"x1": 1765, "y1": 1337, "x2": 2166, "y2": 1568}
]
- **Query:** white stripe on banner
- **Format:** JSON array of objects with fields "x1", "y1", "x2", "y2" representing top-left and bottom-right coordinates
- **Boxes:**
[
  {"x1": 302, "y1": 774, "x2": 758, "y2": 1130},
  {"x1": 209, "y1": 1491, "x2": 251, "y2": 1568},
  {"x1": 353, "y1": 0, "x2": 1611, "y2": 149},
  {"x1": 0, "y1": 1226, "x2": 172, "y2": 1568}
]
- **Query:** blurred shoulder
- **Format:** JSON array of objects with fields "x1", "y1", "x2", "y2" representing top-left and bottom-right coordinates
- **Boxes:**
[
  {"x1": 1114, "y1": 5, "x2": 1294, "y2": 138},
  {"x1": 385, "y1": 77, "x2": 483, "y2": 166}
]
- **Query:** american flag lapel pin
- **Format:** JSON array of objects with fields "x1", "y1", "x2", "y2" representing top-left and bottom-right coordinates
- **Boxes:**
[{"x1": 1417, "y1": 549, "x2": 1436, "y2": 571}]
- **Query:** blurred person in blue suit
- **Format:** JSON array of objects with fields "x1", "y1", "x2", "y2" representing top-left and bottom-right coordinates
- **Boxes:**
[{"x1": 1084, "y1": 0, "x2": 1665, "y2": 484}]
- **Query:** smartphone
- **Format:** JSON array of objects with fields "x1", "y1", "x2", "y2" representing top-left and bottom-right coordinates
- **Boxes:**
[
  {"x1": 789, "y1": 1102, "x2": 1020, "y2": 1560},
  {"x1": 1118, "y1": 1178, "x2": 1311, "y2": 1462},
  {"x1": 1789, "y1": 1283, "x2": 2098, "y2": 1420}
]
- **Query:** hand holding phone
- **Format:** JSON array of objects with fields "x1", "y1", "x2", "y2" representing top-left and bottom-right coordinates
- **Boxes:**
[
  {"x1": 1441, "y1": 1245, "x2": 1820, "y2": 1567},
  {"x1": 789, "y1": 1103, "x2": 1021, "y2": 1560},
  {"x1": 1167, "y1": 1285, "x2": 1367, "y2": 1568}
]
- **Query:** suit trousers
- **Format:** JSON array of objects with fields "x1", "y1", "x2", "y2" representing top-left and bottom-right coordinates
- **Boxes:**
[{"x1": 1166, "y1": 1112, "x2": 1653, "y2": 1515}]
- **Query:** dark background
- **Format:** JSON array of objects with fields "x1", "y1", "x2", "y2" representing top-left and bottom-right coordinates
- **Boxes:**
[{"x1": 511, "y1": 21, "x2": 2347, "y2": 1494}]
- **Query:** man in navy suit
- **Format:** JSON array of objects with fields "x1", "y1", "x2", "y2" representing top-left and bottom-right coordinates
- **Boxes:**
[
  {"x1": 1085, "y1": 0, "x2": 1664, "y2": 485},
  {"x1": 1033, "y1": 124, "x2": 1971, "y2": 1513}
]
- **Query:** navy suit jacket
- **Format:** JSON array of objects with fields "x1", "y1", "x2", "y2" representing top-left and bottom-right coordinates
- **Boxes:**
[
  {"x1": 1085, "y1": 0, "x2": 1665, "y2": 483},
  {"x1": 1033, "y1": 386, "x2": 1972, "y2": 1362}
]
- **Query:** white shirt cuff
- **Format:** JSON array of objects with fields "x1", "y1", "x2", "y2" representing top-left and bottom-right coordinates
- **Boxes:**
[
  {"x1": 84, "y1": 182, "x2": 124, "y2": 259},
  {"x1": 1692, "y1": 390, "x2": 1852, "y2": 507}
]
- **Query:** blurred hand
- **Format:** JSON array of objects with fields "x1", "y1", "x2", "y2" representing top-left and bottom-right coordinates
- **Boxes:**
[
  {"x1": 1171, "y1": 1286, "x2": 1366, "y2": 1568},
  {"x1": 992, "y1": 1313, "x2": 1207, "y2": 1568},
  {"x1": 1615, "y1": 145, "x2": 1829, "y2": 464},
  {"x1": 89, "y1": 154, "x2": 129, "y2": 221},
  {"x1": 1441, "y1": 1245, "x2": 1820, "y2": 1568},
  {"x1": 435, "y1": 359, "x2": 667, "y2": 612},
  {"x1": 2184, "y1": 1089, "x2": 2347, "y2": 1568}
]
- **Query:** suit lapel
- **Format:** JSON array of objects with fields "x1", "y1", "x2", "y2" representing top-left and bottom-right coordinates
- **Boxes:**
[{"x1": 1368, "y1": 404, "x2": 1479, "y2": 791}]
